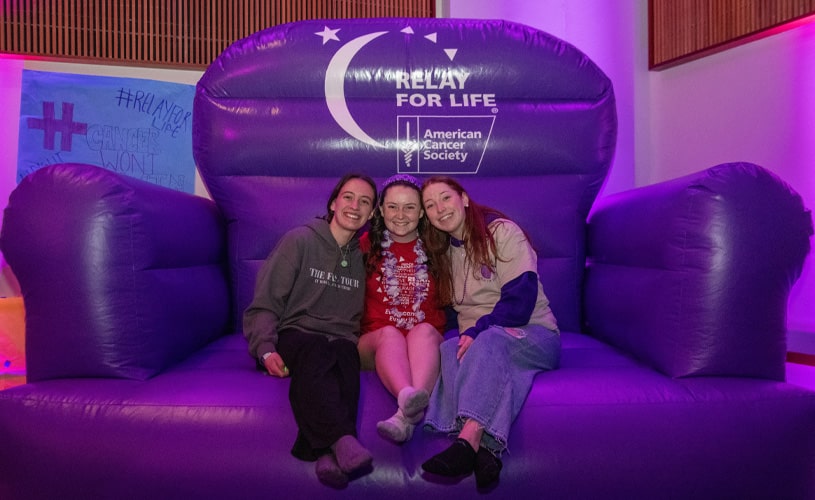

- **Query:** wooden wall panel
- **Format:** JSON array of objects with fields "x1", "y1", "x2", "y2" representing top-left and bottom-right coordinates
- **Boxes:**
[
  {"x1": 0, "y1": 0, "x2": 436, "y2": 68},
  {"x1": 649, "y1": 0, "x2": 815, "y2": 69}
]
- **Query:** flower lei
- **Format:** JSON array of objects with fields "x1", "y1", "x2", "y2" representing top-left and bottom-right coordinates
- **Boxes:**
[{"x1": 381, "y1": 229, "x2": 429, "y2": 330}]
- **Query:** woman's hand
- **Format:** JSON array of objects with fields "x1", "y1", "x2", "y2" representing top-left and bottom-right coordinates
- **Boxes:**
[
  {"x1": 263, "y1": 352, "x2": 290, "y2": 377},
  {"x1": 456, "y1": 334, "x2": 474, "y2": 361}
]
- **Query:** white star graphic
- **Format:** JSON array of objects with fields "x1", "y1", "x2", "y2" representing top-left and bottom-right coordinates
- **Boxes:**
[{"x1": 315, "y1": 26, "x2": 340, "y2": 44}]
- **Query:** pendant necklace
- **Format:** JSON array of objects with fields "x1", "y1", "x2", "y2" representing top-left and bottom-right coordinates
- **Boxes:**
[{"x1": 339, "y1": 244, "x2": 350, "y2": 268}]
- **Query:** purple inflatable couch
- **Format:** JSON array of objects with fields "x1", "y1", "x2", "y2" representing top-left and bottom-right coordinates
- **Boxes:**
[{"x1": 2, "y1": 18, "x2": 815, "y2": 499}]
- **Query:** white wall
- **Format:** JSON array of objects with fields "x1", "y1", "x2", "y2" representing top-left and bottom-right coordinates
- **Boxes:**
[
  {"x1": 0, "y1": 56, "x2": 24, "y2": 296},
  {"x1": 645, "y1": 20, "x2": 815, "y2": 334}
]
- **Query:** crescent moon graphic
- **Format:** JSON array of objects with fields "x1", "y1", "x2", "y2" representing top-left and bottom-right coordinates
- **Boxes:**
[{"x1": 325, "y1": 31, "x2": 388, "y2": 148}]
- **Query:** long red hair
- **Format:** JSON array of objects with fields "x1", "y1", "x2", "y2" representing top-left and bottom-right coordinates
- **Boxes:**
[{"x1": 420, "y1": 176, "x2": 512, "y2": 306}]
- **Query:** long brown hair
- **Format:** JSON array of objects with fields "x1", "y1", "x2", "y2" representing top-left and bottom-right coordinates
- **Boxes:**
[{"x1": 420, "y1": 176, "x2": 512, "y2": 306}]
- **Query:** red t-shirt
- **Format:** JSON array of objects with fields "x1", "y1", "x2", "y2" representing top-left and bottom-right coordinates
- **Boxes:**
[{"x1": 360, "y1": 233, "x2": 446, "y2": 335}]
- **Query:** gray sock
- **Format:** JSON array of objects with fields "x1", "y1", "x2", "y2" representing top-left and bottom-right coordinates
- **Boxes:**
[
  {"x1": 331, "y1": 435, "x2": 373, "y2": 475},
  {"x1": 315, "y1": 453, "x2": 348, "y2": 488}
]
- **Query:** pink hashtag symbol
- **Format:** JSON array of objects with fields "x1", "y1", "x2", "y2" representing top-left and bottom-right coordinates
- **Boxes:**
[{"x1": 27, "y1": 101, "x2": 88, "y2": 152}]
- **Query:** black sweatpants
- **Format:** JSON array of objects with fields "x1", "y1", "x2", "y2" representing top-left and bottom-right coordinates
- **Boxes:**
[{"x1": 276, "y1": 331, "x2": 360, "y2": 461}]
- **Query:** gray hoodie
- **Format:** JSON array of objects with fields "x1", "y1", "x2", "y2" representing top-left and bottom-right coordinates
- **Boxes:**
[{"x1": 243, "y1": 218, "x2": 366, "y2": 358}]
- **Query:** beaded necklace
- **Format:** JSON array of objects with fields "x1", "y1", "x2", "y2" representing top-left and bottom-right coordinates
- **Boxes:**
[
  {"x1": 450, "y1": 237, "x2": 469, "y2": 305},
  {"x1": 453, "y1": 258, "x2": 470, "y2": 305},
  {"x1": 380, "y1": 230, "x2": 428, "y2": 330}
]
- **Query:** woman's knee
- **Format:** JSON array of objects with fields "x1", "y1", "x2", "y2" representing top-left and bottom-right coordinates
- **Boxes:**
[
  {"x1": 380, "y1": 325, "x2": 405, "y2": 341},
  {"x1": 361, "y1": 326, "x2": 403, "y2": 348},
  {"x1": 358, "y1": 326, "x2": 406, "y2": 366},
  {"x1": 407, "y1": 323, "x2": 443, "y2": 344}
]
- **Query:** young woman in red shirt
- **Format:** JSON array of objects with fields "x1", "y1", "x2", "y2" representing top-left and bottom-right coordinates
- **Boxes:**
[{"x1": 358, "y1": 174, "x2": 447, "y2": 443}]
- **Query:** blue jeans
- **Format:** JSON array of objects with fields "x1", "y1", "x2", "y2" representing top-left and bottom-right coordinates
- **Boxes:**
[{"x1": 424, "y1": 324, "x2": 561, "y2": 454}]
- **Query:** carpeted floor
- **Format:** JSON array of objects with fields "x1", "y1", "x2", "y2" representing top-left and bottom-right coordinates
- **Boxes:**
[{"x1": 0, "y1": 297, "x2": 25, "y2": 390}]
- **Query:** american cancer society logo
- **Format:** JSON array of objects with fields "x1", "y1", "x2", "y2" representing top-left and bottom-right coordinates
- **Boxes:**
[{"x1": 316, "y1": 25, "x2": 496, "y2": 174}]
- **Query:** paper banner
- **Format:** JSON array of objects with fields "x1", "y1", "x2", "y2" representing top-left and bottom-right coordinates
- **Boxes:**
[{"x1": 17, "y1": 70, "x2": 195, "y2": 193}]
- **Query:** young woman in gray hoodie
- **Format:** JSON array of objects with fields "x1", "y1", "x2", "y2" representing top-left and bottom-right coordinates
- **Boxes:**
[{"x1": 244, "y1": 173, "x2": 377, "y2": 488}]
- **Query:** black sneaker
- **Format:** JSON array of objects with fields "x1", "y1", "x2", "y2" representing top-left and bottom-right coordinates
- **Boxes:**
[
  {"x1": 475, "y1": 447, "x2": 502, "y2": 489},
  {"x1": 421, "y1": 438, "x2": 476, "y2": 477}
]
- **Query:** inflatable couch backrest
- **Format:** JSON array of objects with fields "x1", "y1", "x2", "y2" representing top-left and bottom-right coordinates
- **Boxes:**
[{"x1": 193, "y1": 18, "x2": 617, "y2": 332}]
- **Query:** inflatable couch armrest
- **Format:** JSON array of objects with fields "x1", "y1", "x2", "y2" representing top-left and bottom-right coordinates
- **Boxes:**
[
  {"x1": 0, "y1": 164, "x2": 230, "y2": 381},
  {"x1": 585, "y1": 162, "x2": 812, "y2": 379}
]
